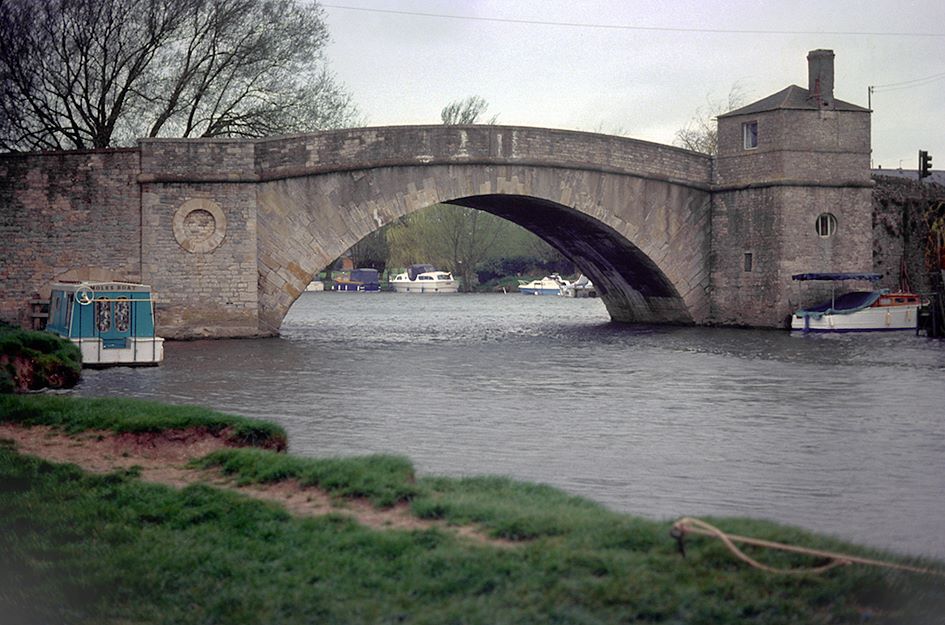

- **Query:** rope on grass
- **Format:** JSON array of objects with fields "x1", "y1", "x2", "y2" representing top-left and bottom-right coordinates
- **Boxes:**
[{"x1": 670, "y1": 516, "x2": 945, "y2": 577}]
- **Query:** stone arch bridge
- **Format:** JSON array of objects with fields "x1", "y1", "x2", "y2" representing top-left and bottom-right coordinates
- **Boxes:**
[
  {"x1": 2, "y1": 125, "x2": 718, "y2": 338},
  {"x1": 1, "y1": 121, "x2": 872, "y2": 338}
]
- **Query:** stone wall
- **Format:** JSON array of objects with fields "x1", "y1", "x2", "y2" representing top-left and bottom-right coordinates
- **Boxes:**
[
  {"x1": 1, "y1": 123, "x2": 896, "y2": 336},
  {"x1": 138, "y1": 141, "x2": 260, "y2": 338},
  {"x1": 0, "y1": 149, "x2": 141, "y2": 327},
  {"x1": 252, "y1": 126, "x2": 713, "y2": 185},
  {"x1": 712, "y1": 98, "x2": 873, "y2": 327},
  {"x1": 716, "y1": 110, "x2": 871, "y2": 187},
  {"x1": 872, "y1": 175, "x2": 945, "y2": 293}
]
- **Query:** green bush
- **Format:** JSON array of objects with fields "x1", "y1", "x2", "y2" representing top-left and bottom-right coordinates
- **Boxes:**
[{"x1": 0, "y1": 323, "x2": 81, "y2": 392}]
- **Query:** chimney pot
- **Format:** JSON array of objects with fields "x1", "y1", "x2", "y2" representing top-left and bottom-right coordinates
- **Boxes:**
[{"x1": 807, "y1": 49, "x2": 835, "y2": 105}]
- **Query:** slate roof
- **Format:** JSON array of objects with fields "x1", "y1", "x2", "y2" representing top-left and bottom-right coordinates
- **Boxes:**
[{"x1": 718, "y1": 84, "x2": 869, "y2": 118}]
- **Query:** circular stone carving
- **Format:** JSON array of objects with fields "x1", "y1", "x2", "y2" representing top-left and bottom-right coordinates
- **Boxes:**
[{"x1": 173, "y1": 199, "x2": 226, "y2": 253}]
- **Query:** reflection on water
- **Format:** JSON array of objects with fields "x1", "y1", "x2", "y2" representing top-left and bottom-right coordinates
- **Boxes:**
[{"x1": 76, "y1": 292, "x2": 945, "y2": 558}]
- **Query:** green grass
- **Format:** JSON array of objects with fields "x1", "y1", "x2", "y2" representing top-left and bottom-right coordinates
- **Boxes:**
[
  {"x1": 0, "y1": 321, "x2": 81, "y2": 392},
  {"x1": 0, "y1": 395, "x2": 287, "y2": 449},
  {"x1": 194, "y1": 448, "x2": 418, "y2": 507},
  {"x1": 2, "y1": 396, "x2": 944, "y2": 624}
]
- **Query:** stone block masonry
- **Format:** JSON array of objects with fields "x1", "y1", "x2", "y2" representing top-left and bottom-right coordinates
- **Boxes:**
[
  {"x1": 0, "y1": 149, "x2": 141, "y2": 328},
  {"x1": 0, "y1": 58, "x2": 879, "y2": 337}
]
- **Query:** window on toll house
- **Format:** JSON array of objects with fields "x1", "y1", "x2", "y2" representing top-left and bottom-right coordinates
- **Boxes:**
[
  {"x1": 743, "y1": 121, "x2": 758, "y2": 149},
  {"x1": 815, "y1": 213, "x2": 838, "y2": 238}
]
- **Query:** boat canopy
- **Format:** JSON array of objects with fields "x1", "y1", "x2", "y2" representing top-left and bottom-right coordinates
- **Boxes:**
[
  {"x1": 794, "y1": 290, "x2": 884, "y2": 319},
  {"x1": 407, "y1": 264, "x2": 435, "y2": 280},
  {"x1": 791, "y1": 272, "x2": 882, "y2": 282}
]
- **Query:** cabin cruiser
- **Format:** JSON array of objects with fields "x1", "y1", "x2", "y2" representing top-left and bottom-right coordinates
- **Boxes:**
[
  {"x1": 518, "y1": 273, "x2": 571, "y2": 296},
  {"x1": 391, "y1": 264, "x2": 458, "y2": 293},
  {"x1": 791, "y1": 273, "x2": 921, "y2": 332},
  {"x1": 46, "y1": 281, "x2": 164, "y2": 366}
]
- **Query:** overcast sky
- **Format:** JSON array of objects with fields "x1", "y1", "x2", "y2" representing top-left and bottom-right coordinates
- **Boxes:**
[{"x1": 321, "y1": 0, "x2": 944, "y2": 170}]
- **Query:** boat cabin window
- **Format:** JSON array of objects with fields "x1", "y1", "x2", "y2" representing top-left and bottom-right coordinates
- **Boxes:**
[
  {"x1": 95, "y1": 300, "x2": 112, "y2": 332},
  {"x1": 815, "y1": 212, "x2": 837, "y2": 238},
  {"x1": 115, "y1": 298, "x2": 130, "y2": 332},
  {"x1": 419, "y1": 275, "x2": 433, "y2": 280}
]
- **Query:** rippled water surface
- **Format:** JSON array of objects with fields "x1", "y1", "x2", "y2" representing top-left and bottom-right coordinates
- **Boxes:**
[{"x1": 77, "y1": 292, "x2": 945, "y2": 558}]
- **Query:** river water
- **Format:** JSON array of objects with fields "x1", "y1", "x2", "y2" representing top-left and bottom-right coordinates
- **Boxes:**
[{"x1": 76, "y1": 292, "x2": 945, "y2": 559}]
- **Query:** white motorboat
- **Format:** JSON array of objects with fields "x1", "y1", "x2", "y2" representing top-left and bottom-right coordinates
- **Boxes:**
[
  {"x1": 391, "y1": 264, "x2": 458, "y2": 293},
  {"x1": 560, "y1": 274, "x2": 596, "y2": 298},
  {"x1": 518, "y1": 273, "x2": 571, "y2": 296},
  {"x1": 791, "y1": 273, "x2": 921, "y2": 332}
]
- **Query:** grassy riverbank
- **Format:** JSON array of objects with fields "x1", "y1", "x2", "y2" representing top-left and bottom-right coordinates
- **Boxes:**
[{"x1": 1, "y1": 395, "x2": 942, "y2": 624}]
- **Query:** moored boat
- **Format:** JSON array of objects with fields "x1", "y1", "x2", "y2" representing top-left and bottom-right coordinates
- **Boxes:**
[
  {"x1": 391, "y1": 264, "x2": 458, "y2": 293},
  {"x1": 560, "y1": 274, "x2": 596, "y2": 298},
  {"x1": 791, "y1": 273, "x2": 921, "y2": 332},
  {"x1": 46, "y1": 281, "x2": 164, "y2": 366},
  {"x1": 332, "y1": 268, "x2": 380, "y2": 292},
  {"x1": 518, "y1": 274, "x2": 571, "y2": 296}
]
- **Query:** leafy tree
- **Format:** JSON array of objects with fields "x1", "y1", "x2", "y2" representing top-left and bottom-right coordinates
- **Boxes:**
[
  {"x1": 673, "y1": 84, "x2": 746, "y2": 155},
  {"x1": 0, "y1": 0, "x2": 359, "y2": 151},
  {"x1": 440, "y1": 96, "x2": 498, "y2": 125},
  {"x1": 347, "y1": 230, "x2": 389, "y2": 272},
  {"x1": 386, "y1": 205, "x2": 511, "y2": 291}
]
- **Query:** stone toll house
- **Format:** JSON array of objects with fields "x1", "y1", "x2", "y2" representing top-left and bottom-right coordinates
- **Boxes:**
[{"x1": 1, "y1": 50, "x2": 872, "y2": 338}]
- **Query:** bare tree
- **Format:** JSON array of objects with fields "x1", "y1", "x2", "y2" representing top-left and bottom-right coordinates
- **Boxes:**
[
  {"x1": 440, "y1": 95, "x2": 498, "y2": 125},
  {"x1": 0, "y1": 0, "x2": 359, "y2": 151},
  {"x1": 674, "y1": 84, "x2": 746, "y2": 155}
]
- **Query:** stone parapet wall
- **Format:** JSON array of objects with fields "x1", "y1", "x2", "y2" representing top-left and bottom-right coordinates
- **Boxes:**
[
  {"x1": 139, "y1": 139, "x2": 256, "y2": 181},
  {"x1": 252, "y1": 126, "x2": 713, "y2": 188}
]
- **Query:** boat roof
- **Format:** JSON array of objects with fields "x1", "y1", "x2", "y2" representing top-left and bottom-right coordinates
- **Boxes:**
[
  {"x1": 791, "y1": 272, "x2": 881, "y2": 282},
  {"x1": 51, "y1": 281, "x2": 154, "y2": 292}
]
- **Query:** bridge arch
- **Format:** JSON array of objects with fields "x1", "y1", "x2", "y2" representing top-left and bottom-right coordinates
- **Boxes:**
[{"x1": 254, "y1": 138, "x2": 712, "y2": 333}]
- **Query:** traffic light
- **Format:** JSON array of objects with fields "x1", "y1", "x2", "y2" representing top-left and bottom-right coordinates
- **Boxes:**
[{"x1": 919, "y1": 150, "x2": 933, "y2": 179}]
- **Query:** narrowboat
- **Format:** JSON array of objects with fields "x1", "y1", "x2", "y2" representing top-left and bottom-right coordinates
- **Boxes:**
[
  {"x1": 791, "y1": 273, "x2": 921, "y2": 333},
  {"x1": 332, "y1": 268, "x2": 381, "y2": 292},
  {"x1": 46, "y1": 282, "x2": 164, "y2": 366}
]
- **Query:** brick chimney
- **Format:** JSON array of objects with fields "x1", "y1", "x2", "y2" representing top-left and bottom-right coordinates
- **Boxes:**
[{"x1": 807, "y1": 49, "x2": 835, "y2": 106}]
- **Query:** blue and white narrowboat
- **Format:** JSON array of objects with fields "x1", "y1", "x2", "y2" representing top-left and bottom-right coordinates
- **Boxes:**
[
  {"x1": 332, "y1": 268, "x2": 381, "y2": 292},
  {"x1": 46, "y1": 282, "x2": 164, "y2": 366}
]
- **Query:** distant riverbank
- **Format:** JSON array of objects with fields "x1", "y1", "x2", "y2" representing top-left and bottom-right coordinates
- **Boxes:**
[{"x1": 2, "y1": 395, "x2": 943, "y2": 624}]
